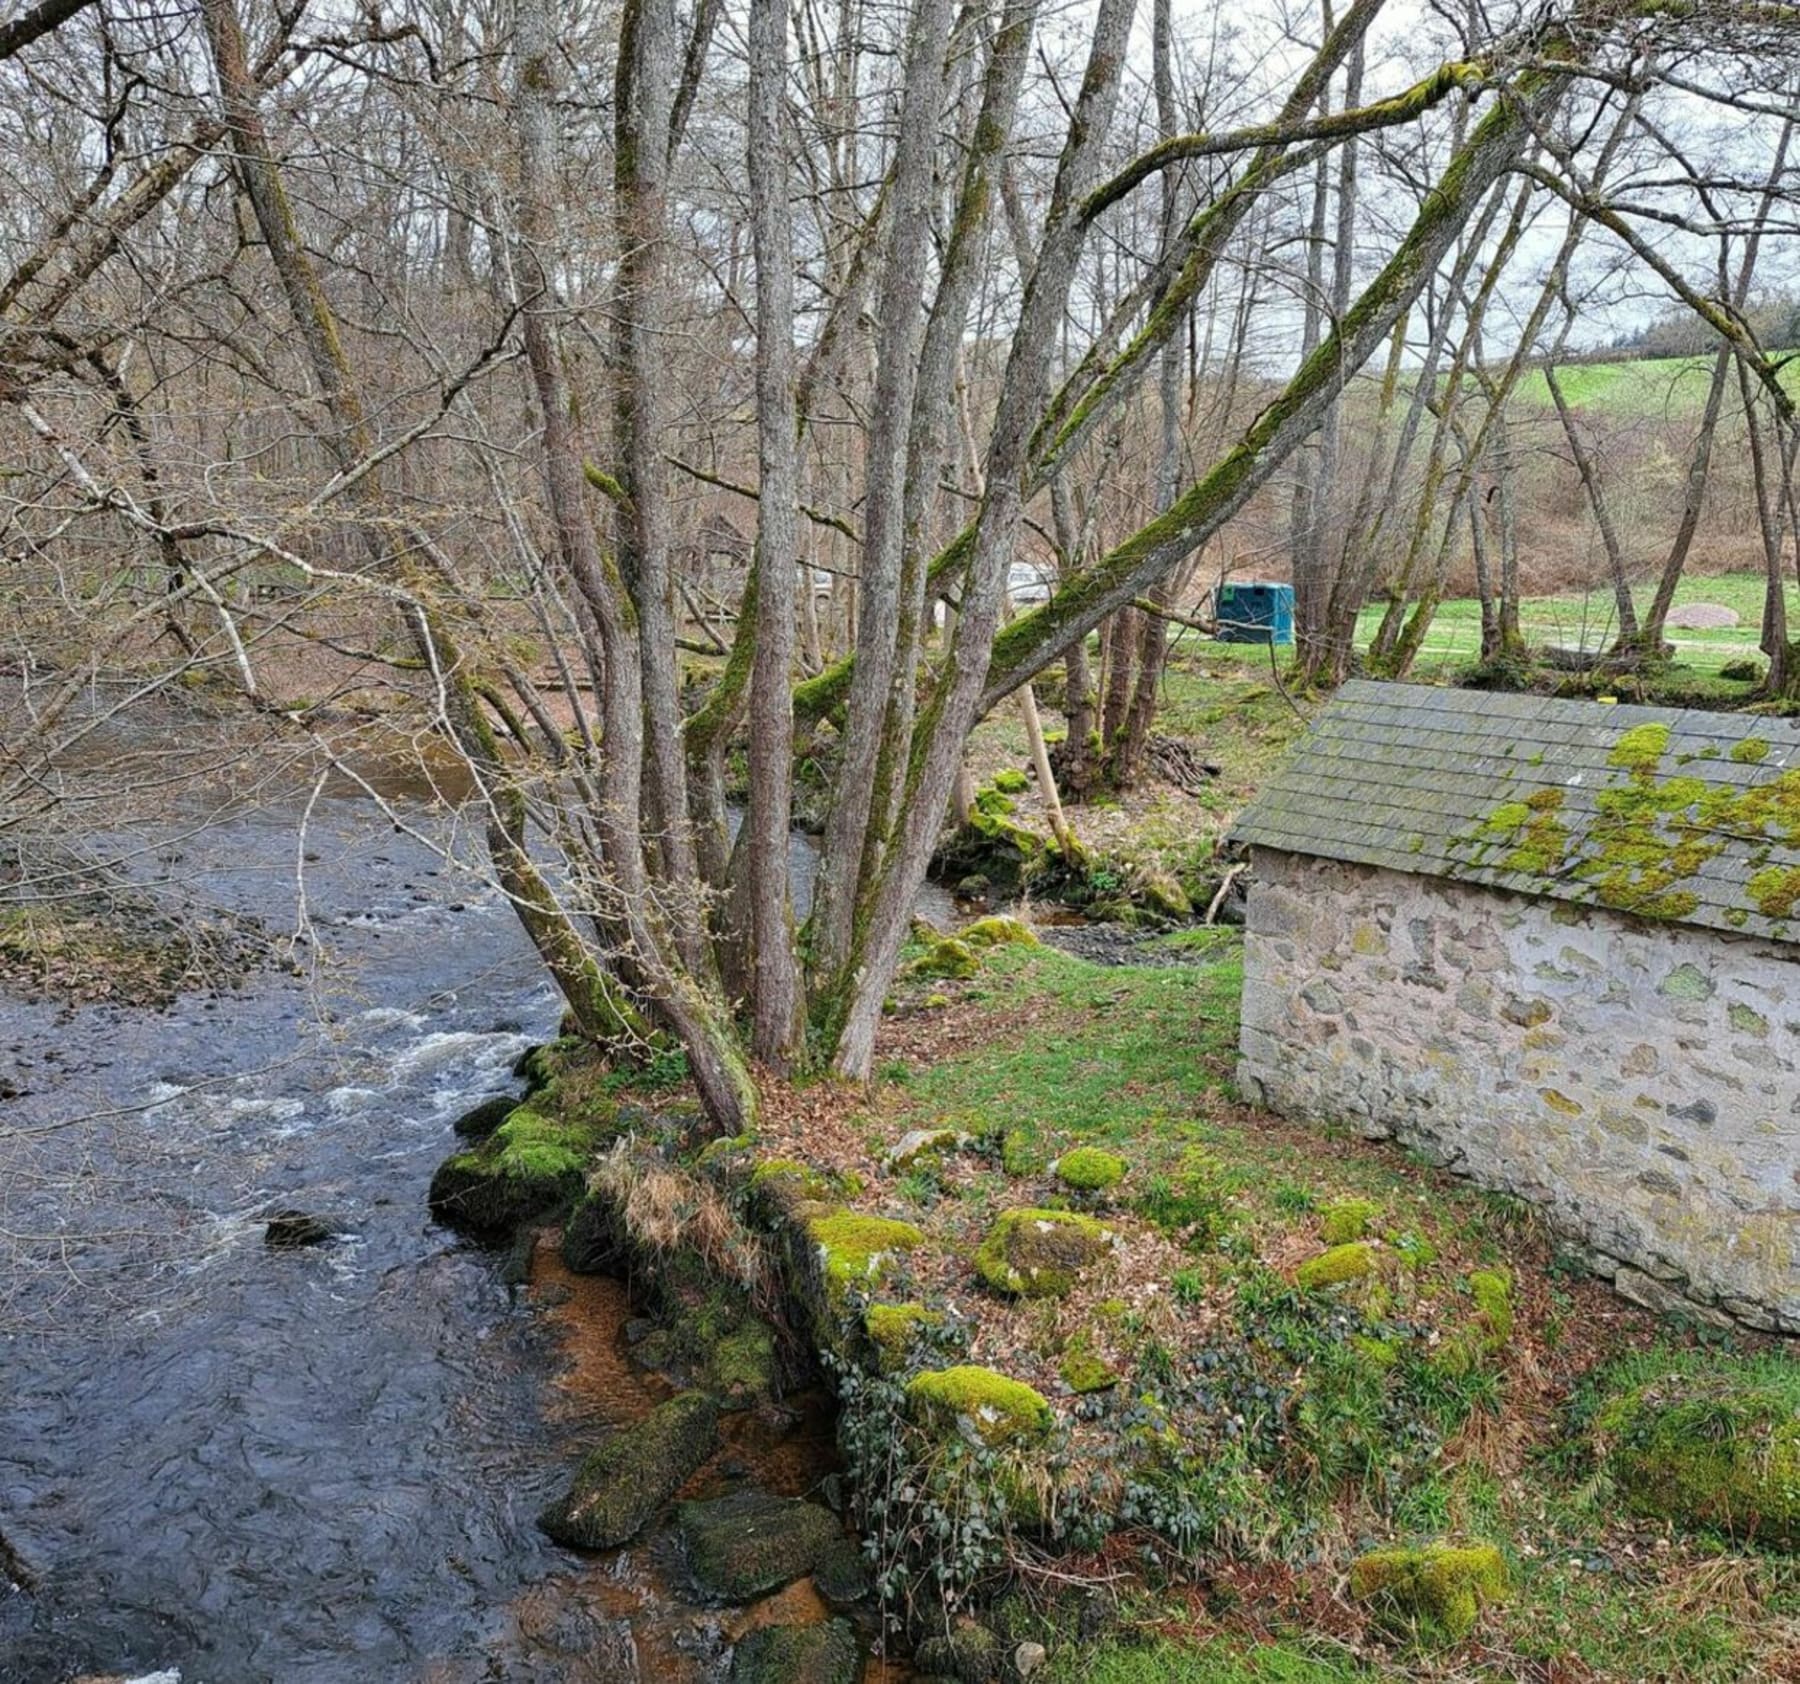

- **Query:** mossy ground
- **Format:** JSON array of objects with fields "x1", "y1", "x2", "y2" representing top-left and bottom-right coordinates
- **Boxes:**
[{"x1": 746, "y1": 937, "x2": 1800, "y2": 1682}]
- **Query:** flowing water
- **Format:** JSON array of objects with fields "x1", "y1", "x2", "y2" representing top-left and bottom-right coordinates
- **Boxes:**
[{"x1": 0, "y1": 786, "x2": 872, "y2": 1684}]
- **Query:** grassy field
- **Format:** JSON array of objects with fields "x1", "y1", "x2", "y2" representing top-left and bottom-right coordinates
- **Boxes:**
[
  {"x1": 1506, "y1": 353, "x2": 1800, "y2": 417},
  {"x1": 1347, "y1": 570, "x2": 1786, "y2": 681}
]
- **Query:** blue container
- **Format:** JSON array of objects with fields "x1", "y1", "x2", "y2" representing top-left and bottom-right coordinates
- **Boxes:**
[{"x1": 1215, "y1": 582, "x2": 1294, "y2": 645}]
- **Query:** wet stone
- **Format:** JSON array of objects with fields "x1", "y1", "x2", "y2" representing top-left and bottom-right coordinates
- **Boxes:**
[
  {"x1": 730, "y1": 1618, "x2": 860, "y2": 1684},
  {"x1": 539, "y1": 1391, "x2": 720, "y2": 1551},
  {"x1": 452, "y1": 1093, "x2": 518, "y2": 1140},
  {"x1": 263, "y1": 1209, "x2": 335, "y2": 1249},
  {"x1": 680, "y1": 1489, "x2": 844, "y2": 1603}
]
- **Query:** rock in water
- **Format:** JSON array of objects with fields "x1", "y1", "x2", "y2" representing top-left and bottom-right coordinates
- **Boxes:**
[
  {"x1": 263, "y1": 1209, "x2": 334, "y2": 1249},
  {"x1": 451, "y1": 1093, "x2": 518, "y2": 1140},
  {"x1": 679, "y1": 1489, "x2": 845, "y2": 1602},
  {"x1": 731, "y1": 1619, "x2": 860, "y2": 1684},
  {"x1": 538, "y1": 1391, "x2": 720, "y2": 1550}
]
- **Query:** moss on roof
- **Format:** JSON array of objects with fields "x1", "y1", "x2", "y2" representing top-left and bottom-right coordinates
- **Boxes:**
[{"x1": 1232, "y1": 681, "x2": 1800, "y2": 942}]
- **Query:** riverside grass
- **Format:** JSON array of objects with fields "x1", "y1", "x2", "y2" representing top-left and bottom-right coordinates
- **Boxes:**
[{"x1": 822, "y1": 936, "x2": 1800, "y2": 1682}]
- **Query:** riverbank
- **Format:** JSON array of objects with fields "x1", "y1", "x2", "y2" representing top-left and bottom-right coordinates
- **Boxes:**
[{"x1": 454, "y1": 921, "x2": 1798, "y2": 1683}]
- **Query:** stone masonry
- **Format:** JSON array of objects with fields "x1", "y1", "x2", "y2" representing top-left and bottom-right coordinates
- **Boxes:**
[{"x1": 1238, "y1": 845, "x2": 1800, "y2": 1334}]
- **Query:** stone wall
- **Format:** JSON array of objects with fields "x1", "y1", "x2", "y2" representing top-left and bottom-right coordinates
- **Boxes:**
[{"x1": 1238, "y1": 846, "x2": 1800, "y2": 1335}]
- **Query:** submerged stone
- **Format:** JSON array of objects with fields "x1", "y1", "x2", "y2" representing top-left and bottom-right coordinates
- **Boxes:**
[
  {"x1": 973, "y1": 1208, "x2": 1112, "y2": 1298},
  {"x1": 679, "y1": 1488, "x2": 845, "y2": 1602},
  {"x1": 1348, "y1": 1542, "x2": 1509, "y2": 1640},
  {"x1": 263, "y1": 1209, "x2": 334, "y2": 1249},
  {"x1": 731, "y1": 1619, "x2": 861, "y2": 1684},
  {"x1": 538, "y1": 1391, "x2": 720, "y2": 1551}
]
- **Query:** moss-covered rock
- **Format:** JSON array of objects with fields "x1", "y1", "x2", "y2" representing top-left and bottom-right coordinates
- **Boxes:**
[
  {"x1": 885, "y1": 1128, "x2": 967, "y2": 1170},
  {"x1": 1134, "y1": 870, "x2": 1192, "y2": 922},
  {"x1": 695, "y1": 1131, "x2": 757, "y2": 1168},
  {"x1": 1053, "y1": 1147, "x2": 1126, "y2": 1193},
  {"x1": 1599, "y1": 1371, "x2": 1800, "y2": 1548},
  {"x1": 913, "y1": 1617, "x2": 1004, "y2": 1682},
  {"x1": 451, "y1": 1093, "x2": 518, "y2": 1141},
  {"x1": 974, "y1": 1209, "x2": 1113, "y2": 1298},
  {"x1": 750, "y1": 1157, "x2": 856, "y2": 1214},
  {"x1": 538, "y1": 1391, "x2": 719, "y2": 1550},
  {"x1": 908, "y1": 937, "x2": 980, "y2": 982},
  {"x1": 707, "y1": 1317, "x2": 780, "y2": 1407},
  {"x1": 1318, "y1": 1198, "x2": 1380, "y2": 1246},
  {"x1": 864, "y1": 1303, "x2": 945, "y2": 1371},
  {"x1": 961, "y1": 914, "x2": 1039, "y2": 950},
  {"x1": 1295, "y1": 1241, "x2": 1375, "y2": 1290},
  {"x1": 933, "y1": 806, "x2": 1052, "y2": 893},
  {"x1": 992, "y1": 768, "x2": 1030, "y2": 794},
  {"x1": 1057, "y1": 1346, "x2": 1118, "y2": 1394},
  {"x1": 808, "y1": 1211, "x2": 925, "y2": 1303},
  {"x1": 1348, "y1": 1542, "x2": 1509, "y2": 1640},
  {"x1": 514, "y1": 1036, "x2": 580, "y2": 1094},
  {"x1": 679, "y1": 1489, "x2": 845, "y2": 1602},
  {"x1": 429, "y1": 1105, "x2": 613, "y2": 1240},
  {"x1": 731, "y1": 1619, "x2": 861, "y2": 1684},
  {"x1": 907, "y1": 1366, "x2": 1054, "y2": 1446},
  {"x1": 560, "y1": 1187, "x2": 624, "y2": 1274}
]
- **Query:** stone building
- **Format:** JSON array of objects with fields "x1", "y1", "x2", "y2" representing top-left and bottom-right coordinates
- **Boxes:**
[{"x1": 1232, "y1": 680, "x2": 1799, "y2": 1334}]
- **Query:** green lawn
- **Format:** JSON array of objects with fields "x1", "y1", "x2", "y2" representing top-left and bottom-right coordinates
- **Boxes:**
[{"x1": 1352, "y1": 570, "x2": 1786, "y2": 679}]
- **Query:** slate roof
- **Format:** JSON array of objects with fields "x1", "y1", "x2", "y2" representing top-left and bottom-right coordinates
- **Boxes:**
[{"x1": 1231, "y1": 680, "x2": 1800, "y2": 944}]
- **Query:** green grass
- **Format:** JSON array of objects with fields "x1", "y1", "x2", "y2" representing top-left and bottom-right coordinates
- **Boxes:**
[
  {"x1": 900, "y1": 942, "x2": 1241, "y2": 1159},
  {"x1": 1506, "y1": 353, "x2": 1800, "y2": 416},
  {"x1": 1044, "y1": 1637, "x2": 1384, "y2": 1684}
]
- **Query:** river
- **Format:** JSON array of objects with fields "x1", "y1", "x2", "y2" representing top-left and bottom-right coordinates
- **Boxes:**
[{"x1": 0, "y1": 786, "x2": 858, "y2": 1684}]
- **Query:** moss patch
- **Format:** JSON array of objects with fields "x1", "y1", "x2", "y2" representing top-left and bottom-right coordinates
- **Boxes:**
[
  {"x1": 1296, "y1": 1241, "x2": 1376, "y2": 1290},
  {"x1": 1319, "y1": 1198, "x2": 1380, "y2": 1245},
  {"x1": 1608, "y1": 722, "x2": 1672, "y2": 773},
  {"x1": 864, "y1": 1302, "x2": 944, "y2": 1371},
  {"x1": 1059, "y1": 1345, "x2": 1119, "y2": 1393},
  {"x1": 1055, "y1": 1146, "x2": 1127, "y2": 1192},
  {"x1": 1597, "y1": 1360, "x2": 1800, "y2": 1549},
  {"x1": 1348, "y1": 1542, "x2": 1509, "y2": 1640}
]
